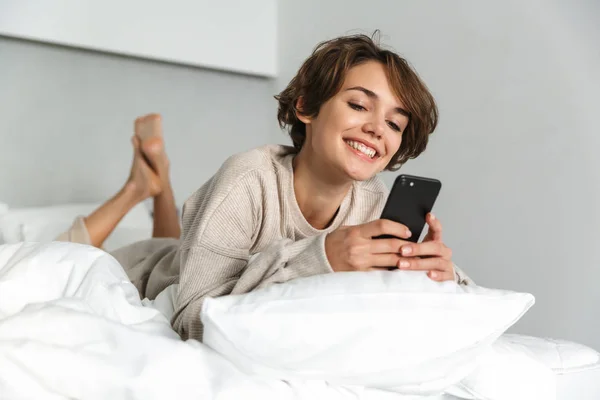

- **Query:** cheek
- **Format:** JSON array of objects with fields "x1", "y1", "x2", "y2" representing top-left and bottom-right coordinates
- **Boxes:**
[
  {"x1": 312, "y1": 109, "x2": 357, "y2": 145},
  {"x1": 387, "y1": 135, "x2": 402, "y2": 157},
  {"x1": 327, "y1": 104, "x2": 363, "y2": 131}
]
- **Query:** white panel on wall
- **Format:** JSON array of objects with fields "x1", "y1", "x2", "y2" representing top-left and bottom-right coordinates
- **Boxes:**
[{"x1": 0, "y1": 0, "x2": 277, "y2": 77}]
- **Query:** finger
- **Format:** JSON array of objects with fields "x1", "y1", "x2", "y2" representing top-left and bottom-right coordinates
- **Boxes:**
[
  {"x1": 399, "y1": 241, "x2": 451, "y2": 259},
  {"x1": 368, "y1": 266, "x2": 399, "y2": 271},
  {"x1": 363, "y1": 219, "x2": 412, "y2": 240},
  {"x1": 426, "y1": 213, "x2": 443, "y2": 241},
  {"x1": 369, "y1": 238, "x2": 411, "y2": 254},
  {"x1": 397, "y1": 256, "x2": 453, "y2": 272},
  {"x1": 428, "y1": 269, "x2": 455, "y2": 282},
  {"x1": 369, "y1": 253, "x2": 403, "y2": 268}
]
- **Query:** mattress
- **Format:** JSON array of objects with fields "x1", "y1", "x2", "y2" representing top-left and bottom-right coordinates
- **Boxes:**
[
  {"x1": 438, "y1": 363, "x2": 600, "y2": 399},
  {"x1": 556, "y1": 364, "x2": 600, "y2": 399}
]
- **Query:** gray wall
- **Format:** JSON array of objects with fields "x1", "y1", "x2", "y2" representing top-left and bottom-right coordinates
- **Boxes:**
[
  {"x1": 276, "y1": 0, "x2": 600, "y2": 349},
  {"x1": 0, "y1": 36, "x2": 276, "y2": 207},
  {"x1": 1, "y1": 1, "x2": 599, "y2": 350}
]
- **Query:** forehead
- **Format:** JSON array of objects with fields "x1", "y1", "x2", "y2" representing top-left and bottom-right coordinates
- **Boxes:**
[{"x1": 340, "y1": 61, "x2": 405, "y2": 108}]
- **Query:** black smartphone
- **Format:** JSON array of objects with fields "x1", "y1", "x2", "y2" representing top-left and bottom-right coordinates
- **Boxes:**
[{"x1": 377, "y1": 174, "x2": 442, "y2": 243}]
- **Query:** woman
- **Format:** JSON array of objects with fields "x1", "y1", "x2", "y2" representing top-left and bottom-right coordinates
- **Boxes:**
[{"x1": 58, "y1": 33, "x2": 472, "y2": 341}]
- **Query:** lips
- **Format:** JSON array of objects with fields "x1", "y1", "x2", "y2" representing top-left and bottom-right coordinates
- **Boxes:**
[{"x1": 343, "y1": 138, "x2": 381, "y2": 159}]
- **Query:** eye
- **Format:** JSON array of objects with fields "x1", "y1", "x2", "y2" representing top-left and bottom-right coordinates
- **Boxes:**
[
  {"x1": 387, "y1": 121, "x2": 401, "y2": 132},
  {"x1": 348, "y1": 102, "x2": 366, "y2": 111}
]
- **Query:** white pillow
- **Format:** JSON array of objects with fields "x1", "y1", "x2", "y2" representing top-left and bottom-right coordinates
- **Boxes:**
[
  {"x1": 21, "y1": 219, "x2": 152, "y2": 252},
  {"x1": 201, "y1": 270, "x2": 534, "y2": 395},
  {"x1": 0, "y1": 203, "x2": 100, "y2": 243},
  {"x1": 0, "y1": 203, "x2": 152, "y2": 251}
]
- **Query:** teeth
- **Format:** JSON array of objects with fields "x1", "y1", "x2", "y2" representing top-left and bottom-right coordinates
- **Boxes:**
[{"x1": 345, "y1": 140, "x2": 377, "y2": 158}]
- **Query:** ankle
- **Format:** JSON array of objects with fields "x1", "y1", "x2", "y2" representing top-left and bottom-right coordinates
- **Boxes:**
[
  {"x1": 156, "y1": 165, "x2": 171, "y2": 187},
  {"x1": 122, "y1": 181, "x2": 148, "y2": 205},
  {"x1": 155, "y1": 179, "x2": 173, "y2": 199}
]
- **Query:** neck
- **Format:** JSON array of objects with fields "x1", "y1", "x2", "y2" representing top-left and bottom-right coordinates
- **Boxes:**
[{"x1": 292, "y1": 148, "x2": 352, "y2": 230}]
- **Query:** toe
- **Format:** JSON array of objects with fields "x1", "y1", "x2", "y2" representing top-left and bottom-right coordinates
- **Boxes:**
[{"x1": 132, "y1": 135, "x2": 141, "y2": 150}]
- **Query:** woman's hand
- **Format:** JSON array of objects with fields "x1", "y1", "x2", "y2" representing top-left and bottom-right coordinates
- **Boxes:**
[
  {"x1": 325, "y1": 219, "x2": 413, "y2": 272},
  {"x1": 324, "y1": 213, "x2": 455, "y2": 282},
  {"x1": 397, "y1": 213, "x2": 455, "y2": 281}
]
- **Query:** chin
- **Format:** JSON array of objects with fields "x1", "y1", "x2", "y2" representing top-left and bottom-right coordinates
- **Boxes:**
[
  {"x1": 343, "y1": 164, "x2": 380, "y2": 182},
  {"x1": 337, "y1": 143, "x2": 386, "y2": 181}
]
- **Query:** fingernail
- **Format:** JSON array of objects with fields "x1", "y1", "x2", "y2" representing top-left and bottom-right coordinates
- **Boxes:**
[
  {"x1": 399, "y1": 260, "x2": 410, "y2": 268},
  {"x1": 401, "y1": 246, "x2": 412, "y2": 256},
  {"x1": 406, "y1": 230, "x2": 412, "y2": 238},
  {"x1": 430, "y1": 271, "x2": 438, "y2": 279},
  {"x1": 430, "y1": 214, "x2": 436, "y2": 220}
]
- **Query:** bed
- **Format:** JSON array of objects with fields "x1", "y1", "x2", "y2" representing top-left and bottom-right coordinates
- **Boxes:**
[
  {"x1": 1, "y1": 204, "x2": 599, "y2": 399},
  {"x1": 441, "y1": 367, "x2": 600, "y2": 400},
  {"x1": 0, "y1": 201, "x2": 153, "y2": 251}
]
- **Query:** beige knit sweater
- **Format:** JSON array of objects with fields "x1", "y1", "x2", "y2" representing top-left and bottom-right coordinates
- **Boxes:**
[{"x1": 59, "y1": 144, "x2": 472, "y2": 341}]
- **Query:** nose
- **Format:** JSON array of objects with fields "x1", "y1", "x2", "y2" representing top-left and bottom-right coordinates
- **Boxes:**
[{"x1": 362, "y1": 119, "x2": 385, "y2": 139}]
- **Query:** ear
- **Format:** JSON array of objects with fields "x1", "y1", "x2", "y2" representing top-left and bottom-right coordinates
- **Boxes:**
[{"x1": 295, "y1": 97, "x2": 312, "y2": 124}]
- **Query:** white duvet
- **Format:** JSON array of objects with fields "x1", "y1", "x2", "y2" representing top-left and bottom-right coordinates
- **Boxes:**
[{"x1": 0, "y1": 242, "x2": 555, "y2": 400}]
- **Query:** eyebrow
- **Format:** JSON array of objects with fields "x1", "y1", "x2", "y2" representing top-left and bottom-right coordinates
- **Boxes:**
[{"x1": 345, "y1": 86, "x2": 410, "y2": 118}]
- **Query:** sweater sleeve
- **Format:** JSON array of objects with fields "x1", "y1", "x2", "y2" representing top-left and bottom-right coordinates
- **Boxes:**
[
  {"x1": 230, "y1": 233, "x2": 333, "y2": 294},
  {"x1": 454, "y1": 263, "x2": 475, "y2": 286},
  {"x1": 170, "y1": 170, "x2": 333, "y2": 341}
]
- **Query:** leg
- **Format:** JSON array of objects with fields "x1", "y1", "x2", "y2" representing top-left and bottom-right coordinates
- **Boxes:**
[
  {"x1": 83, "y1": 136, "x2": 162, "y2": 248},
  {"x1": 139, "y1": 135, "x2": 181, "y2": 239}
]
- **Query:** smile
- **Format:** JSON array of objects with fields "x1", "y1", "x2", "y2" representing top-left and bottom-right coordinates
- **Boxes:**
[{"x1": 344, "y1": 139, "x2": 379, "y2": 160}]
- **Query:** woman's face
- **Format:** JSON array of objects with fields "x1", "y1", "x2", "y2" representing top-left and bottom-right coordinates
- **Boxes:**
[{"x1": 299, "y1": 61, "x2": 409, "y2": 183}]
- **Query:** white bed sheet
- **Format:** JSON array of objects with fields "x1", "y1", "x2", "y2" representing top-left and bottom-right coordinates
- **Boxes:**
[
  {"x1": 0, "y1": 242, "x2": 449, "y2": 400},
  {"x1": 1, "y1": 242, "x2": 597, "y2": 400}
]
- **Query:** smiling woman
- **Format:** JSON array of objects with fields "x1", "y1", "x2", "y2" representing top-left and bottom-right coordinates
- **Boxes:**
[
  {"x1": 55, "y1": 32, "x2": 471, "y2": 341},
  {"x1": 276, "y1": 34, "x2": 438, "y2": 172}
]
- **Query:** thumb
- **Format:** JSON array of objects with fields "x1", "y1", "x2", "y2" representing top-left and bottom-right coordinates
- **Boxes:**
[{"x1": 424, "y1": 213, "x2": 442, "y2": 242}]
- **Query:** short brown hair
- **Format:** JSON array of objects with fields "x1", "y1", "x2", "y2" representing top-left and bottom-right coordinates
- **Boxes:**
[{"x1": 275, "y1": 32, "x2": 439, "y2": 170}]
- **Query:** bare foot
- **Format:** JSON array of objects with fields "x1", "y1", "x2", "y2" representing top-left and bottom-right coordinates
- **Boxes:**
[
  {"x1": 124, "y1": 136, "x2": 162, "y2": 201},
  {"x1": 140, "y1": 136, "x2": 171, "y2": 188}
]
